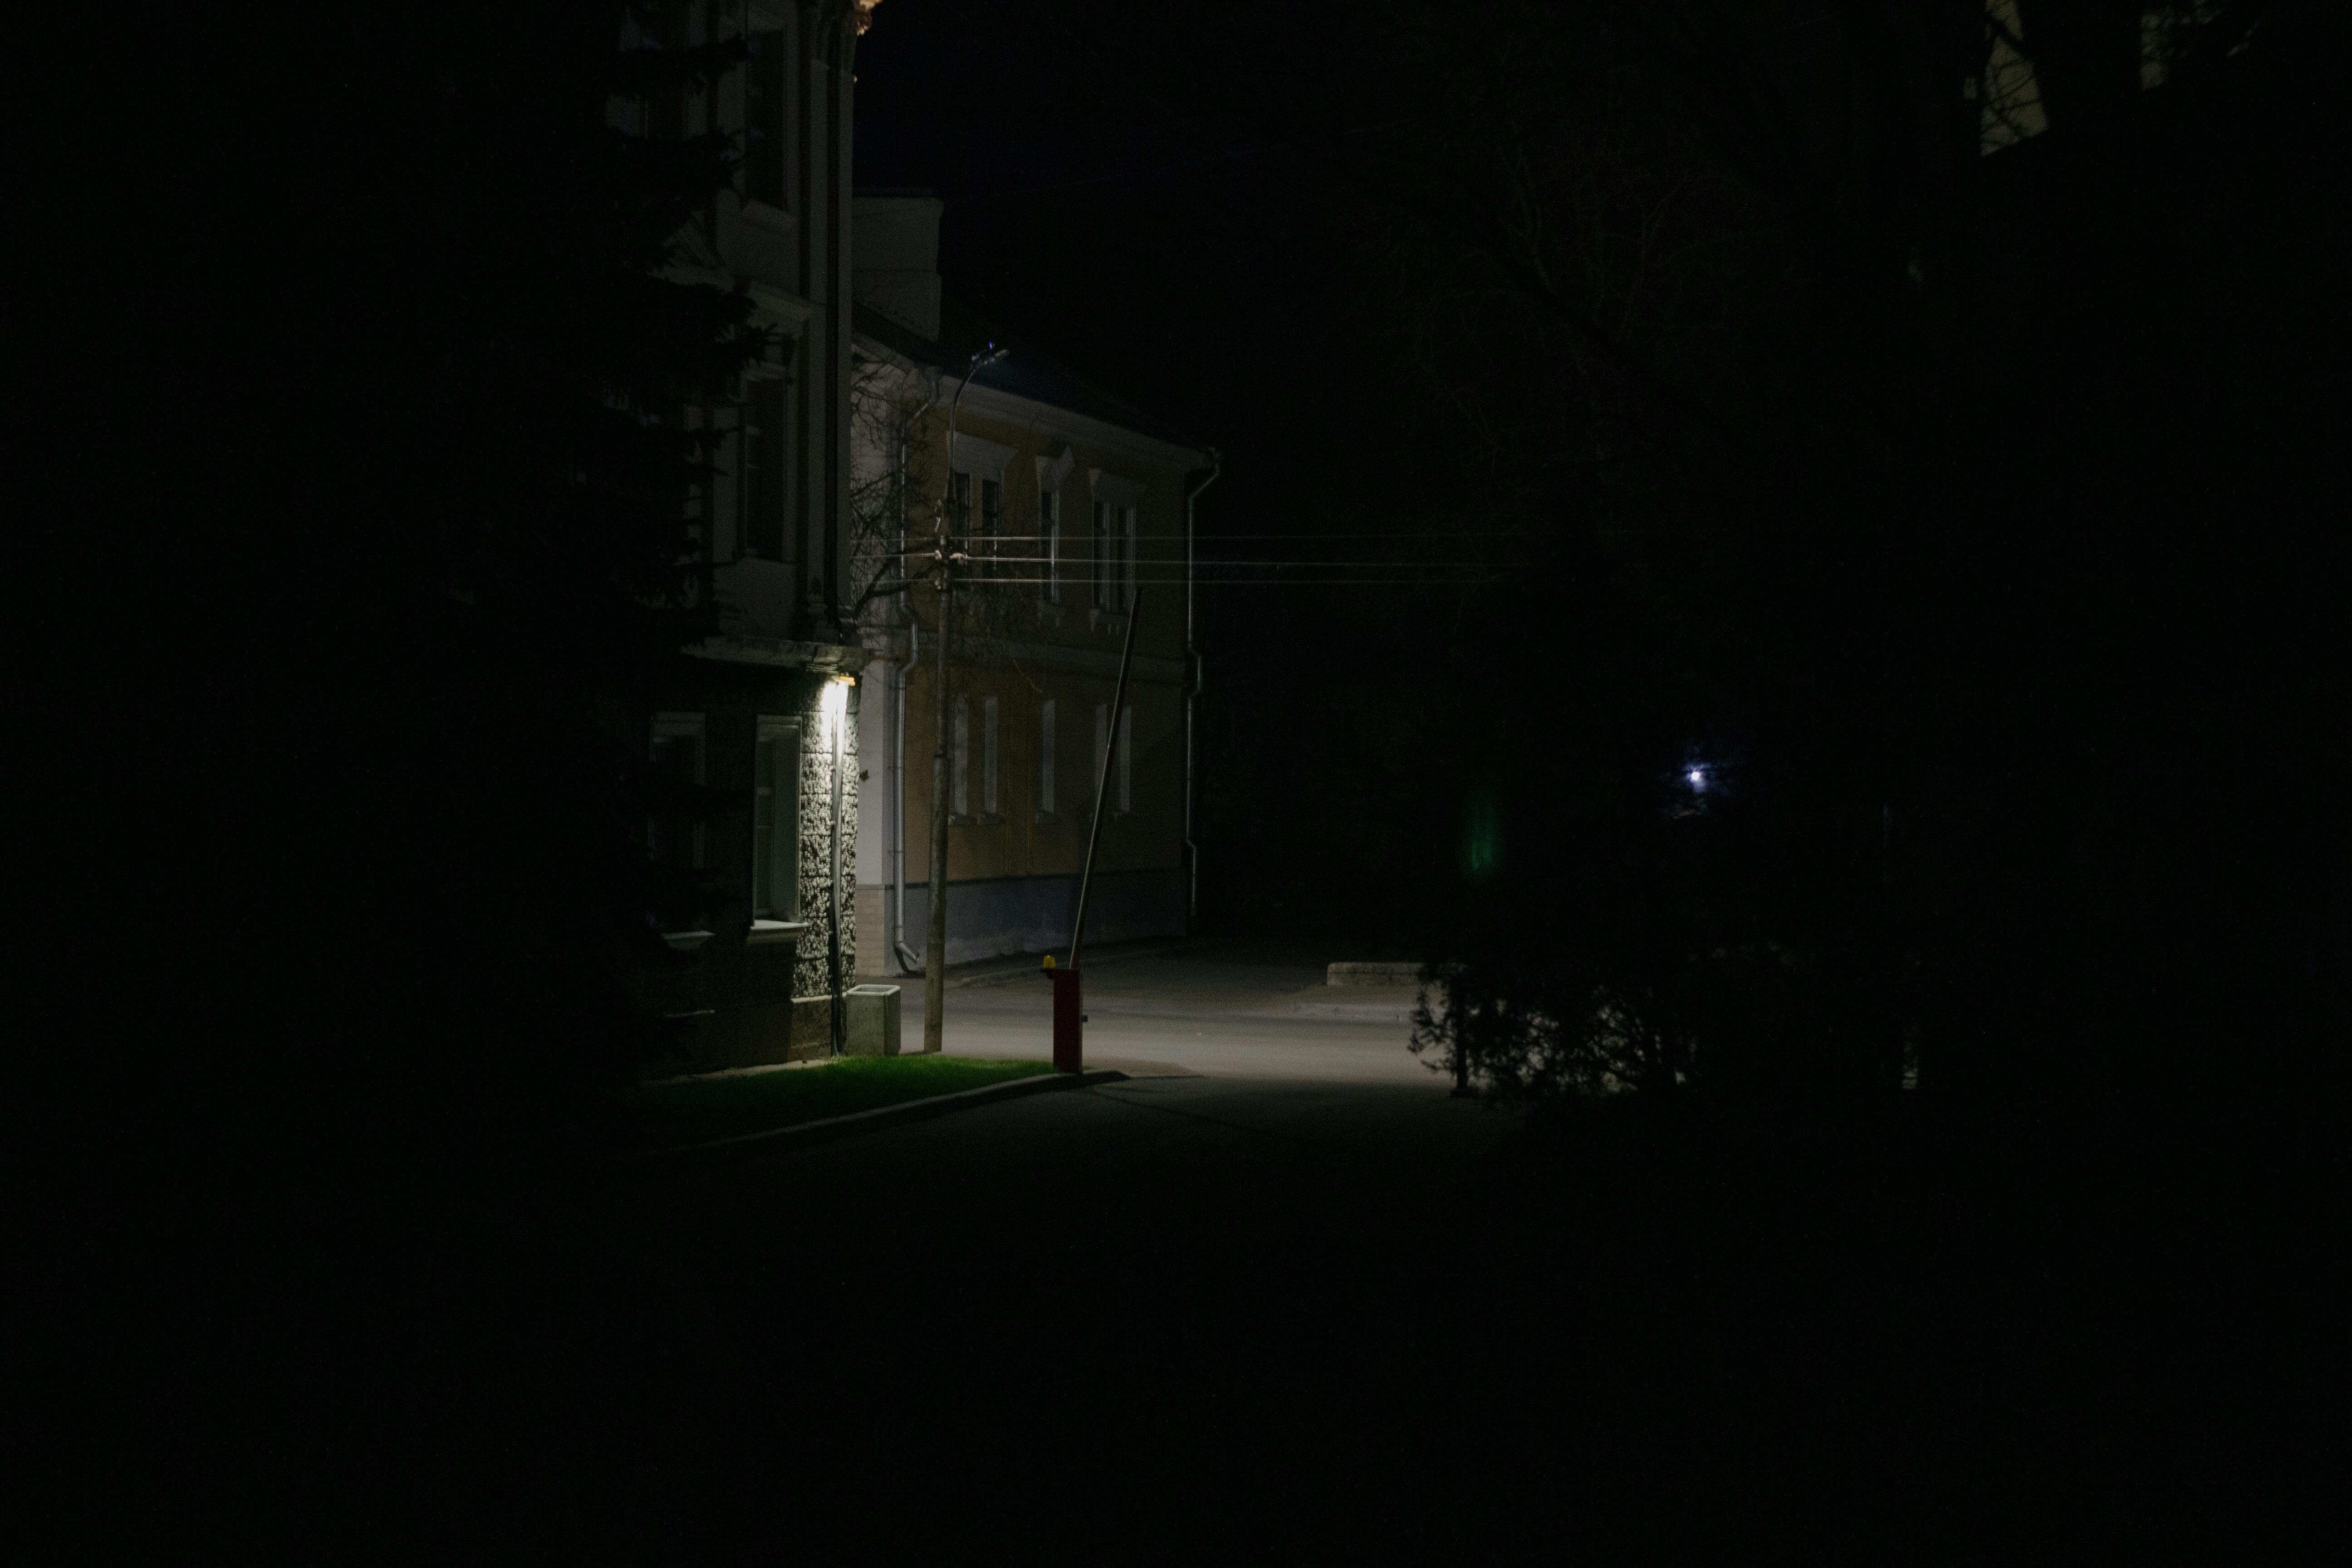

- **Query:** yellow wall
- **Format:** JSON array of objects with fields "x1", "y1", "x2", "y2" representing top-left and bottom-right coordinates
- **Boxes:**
[{"x1": 891, "y1": 398, "x2": 1198, "y2": 888}]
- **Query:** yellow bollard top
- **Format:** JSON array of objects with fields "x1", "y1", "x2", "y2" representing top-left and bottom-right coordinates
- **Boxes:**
[{"x1": 1042, "y1": 953, "x2": 1055, "y2": 970}]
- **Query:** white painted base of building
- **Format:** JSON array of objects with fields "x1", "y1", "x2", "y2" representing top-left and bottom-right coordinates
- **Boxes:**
[{"x1": 857, "y1": 868, "x2": 1183, "y2": 974}]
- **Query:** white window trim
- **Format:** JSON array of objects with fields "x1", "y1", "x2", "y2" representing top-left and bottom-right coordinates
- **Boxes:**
[{"x1": 752, "y1": 715, "x2": 803, "y2": 920}]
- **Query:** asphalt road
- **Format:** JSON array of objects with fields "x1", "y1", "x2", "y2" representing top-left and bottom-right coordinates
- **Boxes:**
[
  {"x1": 567, "y1": 941, "x2": 1549, "y2": 1549},
  {"x1": 343, "y1": 942, "x2": 2306, "y2": 1556}
]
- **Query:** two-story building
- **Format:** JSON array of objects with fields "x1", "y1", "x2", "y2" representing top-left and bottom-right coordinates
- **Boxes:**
[
  {"x1": 628, "y1": 1, "x2": 883, "y2": 1076},
  {"x1": 847, "y1": 196, "x2": 1218, "y2": 974}
]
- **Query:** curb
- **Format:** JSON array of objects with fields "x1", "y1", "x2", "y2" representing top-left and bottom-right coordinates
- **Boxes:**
[{"x1": 621, "y1": 1067, "x2": 1130, "y2": 1171}]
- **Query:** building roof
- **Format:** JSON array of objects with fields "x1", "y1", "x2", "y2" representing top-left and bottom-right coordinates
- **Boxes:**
[{"x1": 853, "y1": 297, "x2": 1207, "y2": 456}]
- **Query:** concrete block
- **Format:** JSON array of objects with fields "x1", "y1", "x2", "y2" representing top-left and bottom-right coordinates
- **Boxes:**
[{"x1": 844, "y1": 984, "x2": 902, "y2": 1056}]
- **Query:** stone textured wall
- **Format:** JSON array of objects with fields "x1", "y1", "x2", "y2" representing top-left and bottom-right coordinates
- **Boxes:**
[{"x1": 793, "y1": 686, "x2": 860, "y2": 997}]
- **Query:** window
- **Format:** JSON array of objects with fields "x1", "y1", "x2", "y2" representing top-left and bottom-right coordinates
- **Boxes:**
[
  {"x1": 1092, "y1": 702, "x2": 1109, "y2": 811},
  {"x1": 743, "y1": 30, "x2": 785, "y2": 208},
  {"x1": 752, "y1": 717, "x2": 801, "y2": 918},
  {"x1": 684, "y1": 402, "x2": 712, "y2": 598},
  {"x1": 1122, "y1": 506, "x2": 1138, "y2": 611},
  {"x1": 982, "y1": 695, "x2": 1000, "y2": 816},
  {"x1": 948, "y1": 470, "x2": 972, "y2": 538},
  {"x1": 1037, "y1": 699, "x2": 1057, "y2": 814},
  {"x1": 1093, "y1": 503, "x2": 1112, "y2": 610},
  {"x1": 951, "y1": 696, "x2": 970, "y2": 819},
  {"x1": 1040, "y1": 491, "x2": 1061, "y2": 603},
  {"x1": 743, "y1": 375, "x2": 786, "y2": 561},
  {"x1": 648, "y1": 712, "x2": 706, "y2": 871},
  {"x1": 1117, "y1": 704, "x2": 1134, "y2": 814},
  {"x1": 980, "y1": 477, "x2": 1002, "y2": 573}
]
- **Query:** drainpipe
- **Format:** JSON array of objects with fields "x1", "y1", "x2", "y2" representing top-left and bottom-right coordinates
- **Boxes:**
[
  {"x1": 892, "y1": 619, "x2": 922, "y2": 972},
  {"x1": 892, "y1": 374, "x2": 941, "y2": 975},
  {"x1": 1182, "y1": 448, "x2": 1221, "y2": 933}
]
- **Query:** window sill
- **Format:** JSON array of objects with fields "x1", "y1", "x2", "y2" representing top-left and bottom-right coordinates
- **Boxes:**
[
  {"x1": 747, "y1": 920, "x2": 808, "y2": 947},
  {"x1": 662, "y1": 930, "x2": 715, "y2": 954},
  {"x1": 740, "y1": 198, "x2": 794, "y2": 234}
]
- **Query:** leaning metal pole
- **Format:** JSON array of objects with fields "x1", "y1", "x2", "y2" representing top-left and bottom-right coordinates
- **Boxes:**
[{"x1": 1068, "y1": 587, "x2": 1143, "y2": 973}]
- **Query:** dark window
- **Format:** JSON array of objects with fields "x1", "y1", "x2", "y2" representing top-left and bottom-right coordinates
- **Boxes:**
[
  {"x1": 948, "y1": 470, "x2": 972, "y2": 537},
  {"x1": 1041, "y1": 491, "x2": 1061, "y2": 603},
  {"x1": 649, "y1": 715, "x2": 706, "y2": 872},
  {"x1": 752, "y1": 720, "x2": 801, "y2": 918},
  {"x1": 744, "y1": 376, "x2": 786, "y2": 560},
  {"x1": 744, "y1": 30, "x2": 785, "y2": 208},
  {"x1": 1093, "y1": 502, "x2": 1112, "y2": 609},
  {"x1": 980, "y1": 477, "x2": 1001, "y2": 573}
]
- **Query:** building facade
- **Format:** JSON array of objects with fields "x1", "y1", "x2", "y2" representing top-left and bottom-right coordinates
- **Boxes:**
[
  {"x1": 628, "y1": 1, "x2": 882, "y2": 1077},
  {"x1": 847, "y1": 197, "x2": 1217, "y2": 972}
]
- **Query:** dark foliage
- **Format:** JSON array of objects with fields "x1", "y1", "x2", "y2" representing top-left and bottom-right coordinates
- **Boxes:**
[
  {"x1": 137, "y1": 5, "x2": 764, "y2": 1170},
  {"x1": 1338, "y1": 1, "x2": 2352, "y2": 1123},
  {"x1": 64, "y1": 9, "x2": 779, "y2": 1528}
]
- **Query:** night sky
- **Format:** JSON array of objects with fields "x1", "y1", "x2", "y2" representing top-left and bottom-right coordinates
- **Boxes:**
[{"x1": 853, "y1": 2, "x2": 1385, "y2": 531}]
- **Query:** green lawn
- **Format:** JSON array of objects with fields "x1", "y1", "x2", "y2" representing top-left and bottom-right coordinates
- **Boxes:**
[{"x1": 617, "y1": 1055, "x2": 1058, "y2": 1152}]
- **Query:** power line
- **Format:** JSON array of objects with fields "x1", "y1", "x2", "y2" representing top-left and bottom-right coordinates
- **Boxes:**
[
  {"x1": 926, "y1": 577, "x2": 1507, "y2": 588},
  {"x1": 906, "y1": 556, "x2": 1525, "y2": 568}
]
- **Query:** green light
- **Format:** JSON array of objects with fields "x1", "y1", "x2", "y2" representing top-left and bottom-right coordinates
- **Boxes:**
[{"x1": 1466, "y1": 800, "x2": 1500, "y2": 877}]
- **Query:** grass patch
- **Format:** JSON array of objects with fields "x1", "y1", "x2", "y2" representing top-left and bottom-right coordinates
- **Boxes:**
[{"x1": 617, "y1": 1056, "x2": 1059, "y2": 1152}]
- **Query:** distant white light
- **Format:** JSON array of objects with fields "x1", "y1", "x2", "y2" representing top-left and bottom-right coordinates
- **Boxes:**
[{"x1": 1686, "y1": 767, "x2": 1705, "y2": 788}]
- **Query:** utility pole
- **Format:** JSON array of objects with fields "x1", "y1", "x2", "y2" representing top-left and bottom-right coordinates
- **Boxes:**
[
  {"x1": 923, "y1": 555, "x2": 953, "y2": 1054},
  {"x1": 919, "y1": 344, "x2": 1004, "y2": 1054}
]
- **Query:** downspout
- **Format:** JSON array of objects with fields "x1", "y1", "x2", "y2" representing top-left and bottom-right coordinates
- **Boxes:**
[
  {"x1": 1182, "y1": 448, "x2": 1221, "y2": 934},
  {"x1": 892, "y1": 374, "x2": 940, "y2": 975},
  {"x1": 892, "y1": 622, "x2": 921, "y2": 973}
]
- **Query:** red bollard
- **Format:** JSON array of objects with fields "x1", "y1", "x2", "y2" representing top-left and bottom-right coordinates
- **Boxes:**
[{"x1": 1051, "y1": 966, "x2": 1083, "y2": 1074}]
